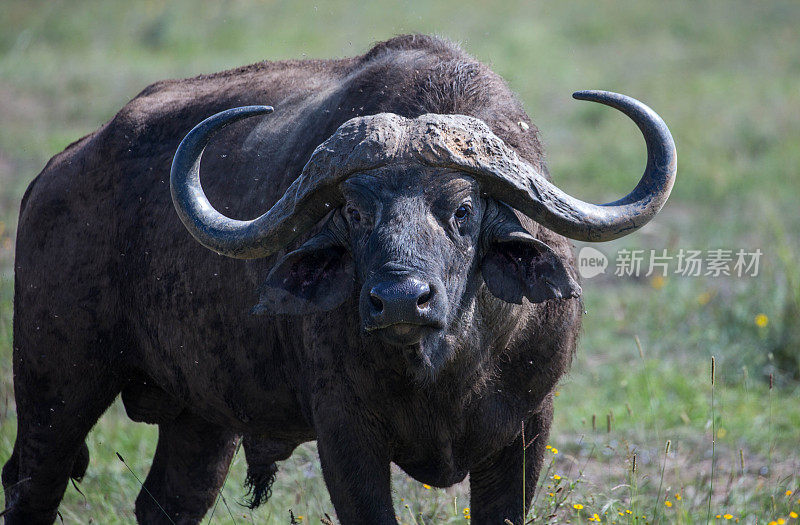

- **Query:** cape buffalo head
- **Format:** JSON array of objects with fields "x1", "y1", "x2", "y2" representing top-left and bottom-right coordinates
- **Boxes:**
[{"x1": 170, "y1": 91, "x2": 676, "y2": 372}]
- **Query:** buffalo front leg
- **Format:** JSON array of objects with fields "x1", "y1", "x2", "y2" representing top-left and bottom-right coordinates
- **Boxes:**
[
  {"x1": 314, "y1": 400, "x2": 396, "y2": 525},
  {"x1": 469, "y1": 398, "x2": 554, "y2": 525},
  {"x1": 134, "y1": 411, "x2": 238, "y2": 524}
]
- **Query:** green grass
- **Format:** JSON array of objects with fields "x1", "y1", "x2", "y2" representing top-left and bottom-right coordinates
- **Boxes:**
[{"x1": 1, "y1": 1, "x2": 799, "y2": 523}]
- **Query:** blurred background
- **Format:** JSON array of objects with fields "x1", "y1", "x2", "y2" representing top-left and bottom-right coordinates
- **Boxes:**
[{"x1": 1, "y1": 1, "x2": 798, "y2": 523}]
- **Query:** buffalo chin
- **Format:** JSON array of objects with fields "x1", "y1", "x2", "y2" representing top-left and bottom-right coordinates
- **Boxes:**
[{"x1": 367, "y1": 325, "x2": 454, "y2": 382}]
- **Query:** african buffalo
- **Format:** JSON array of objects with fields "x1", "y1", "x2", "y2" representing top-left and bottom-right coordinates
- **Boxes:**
[{"x1": 2, "y1": 35, "x2": 675, "y2": 524}]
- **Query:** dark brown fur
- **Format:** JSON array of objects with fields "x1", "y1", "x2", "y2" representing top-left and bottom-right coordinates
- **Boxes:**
[{"x1": 2, "y1": 35, "x2": 580, "y2": 524}]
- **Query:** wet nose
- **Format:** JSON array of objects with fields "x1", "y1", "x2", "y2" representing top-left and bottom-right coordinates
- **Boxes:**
[{"x1": 368, "y1": 277, "x2": 433, "y2": 323}]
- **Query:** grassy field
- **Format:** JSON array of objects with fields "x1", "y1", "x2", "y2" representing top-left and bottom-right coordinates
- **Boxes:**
[{"x1": 1, "y1": 1, "x2": 799, "y2": 523}]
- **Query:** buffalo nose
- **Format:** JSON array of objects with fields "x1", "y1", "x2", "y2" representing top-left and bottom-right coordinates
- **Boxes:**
[{"x1": 369, "y1": 278, "x2": 433, "y2": 321}]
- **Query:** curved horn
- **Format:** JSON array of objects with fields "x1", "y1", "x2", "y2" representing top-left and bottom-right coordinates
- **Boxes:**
[
  {"x1": 171, "y1": 106, "x2": 278, "y2": 258},
  {"x1": 171, "y1": 106, "x2": 402, "y2": 259},
  {"x1": 539, "y1": 90, "x2": 677, "y2": 241},
  {"x1": 172, "y1": 105, "x2": 351, "y2": 259},
  {"x1": 418, "y1": 91, "x2": 676, "y2": 241}
]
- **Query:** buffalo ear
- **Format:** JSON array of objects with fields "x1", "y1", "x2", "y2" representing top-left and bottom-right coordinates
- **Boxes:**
[
  {"x1": 253, "y1": 235, "x2": 353, "y2": 316},
  {"x1": 482, "y1": 231, "x2": 581, "y2": 304}
]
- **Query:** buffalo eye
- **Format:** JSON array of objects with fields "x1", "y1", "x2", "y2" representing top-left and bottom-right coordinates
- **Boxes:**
[
  {"x1": 346, "y1": 206, "x2": 361, "y2": 224},
  {"x1": 454, "y1": 203, "x2": 471, "y2": 222}
]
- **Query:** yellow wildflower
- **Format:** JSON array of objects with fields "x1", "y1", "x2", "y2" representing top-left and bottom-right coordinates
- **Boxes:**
[
  {"x1": 422, "y1": 484, "x2": 432, "y2": 489},
  {"x1": 778, "y1": 519, "x2": 786, "y2": 525},
  {"x1": 546, "y1": 445, "x2": 552, "y2": 450},
  {"x1": 769, "y1": 521, "x2": 778, "y2": 525},
  {"x1": 625, "y1": 510, "x2": 632, "y2": 514},
  {"x1": 790, "y1": 512, "x2": 798, "y2": 518},
  {"x1": 573, "y1": 503, "x2": 584, "y2": 510},
  {"x1": 786, "y1": 490, "x2": 793, "y2": 496},
  {"x1": 552, "y1": 448, "x2": 559, "y2": 455},
  {"x1": 297, "y1": 517, "x2": 304, "y2": 522},
  {"x1": 698, "y1": 291, "x2": 712, "y2": 305},
  {"x1": 755, "y1": 313, "x2": 769, "y2": 327},
  {"x1": 675, "y1": 493, "x2": 682, "y2": 501},
  {"x1": 463, "y1": 508, "x2": 470, "y2": 514},
  {"x1": 548, "y1": 492, "x2": 554, "y2": 497},
  {"x1": 553, "y1": 474, "x2": 561, "y2": 480},
  {"x1": 724, "y1": 515, "x2": 733, "y2": 520},
  {"x1": 664, "y1": 500, "x2": 672, "y2": 507}
]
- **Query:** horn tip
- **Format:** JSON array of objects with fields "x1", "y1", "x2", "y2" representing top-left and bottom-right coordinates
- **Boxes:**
[
  {"x1": 247, "y1": 105, "x2": 274, "y2": 114},
  {"x1": 572, "y1": 90, "x2": 612, "y2": 102},
  {"x1": 231, "y1": 105, "x2": 274, "y2": 118}
]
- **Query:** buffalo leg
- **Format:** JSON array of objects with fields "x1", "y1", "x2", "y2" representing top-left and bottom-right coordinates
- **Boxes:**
[
  {"x1": 134, "y1": 411, "x2": 238, "y2": 525},
  {"x1": 2, "y1": 362, "x2": 119, "y2": 524},
  {"x1": 469, "y1": 397, "x2": 554, "y2": 525},
  {"x1": 314, "y1": 406, "x2": 396, "y2": 524}
]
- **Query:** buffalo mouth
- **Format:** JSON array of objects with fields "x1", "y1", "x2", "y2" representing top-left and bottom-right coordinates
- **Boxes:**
[{"x1": 366, "y1": 321, "x2": 443, "y2": 347}]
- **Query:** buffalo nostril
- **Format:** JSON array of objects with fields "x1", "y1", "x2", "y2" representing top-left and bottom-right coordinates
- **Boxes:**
[
  {"x1": 369, "y1": 292, "x2": 384, "y2": 313},
  {"x1": 416, "y1": 287, "x2": 432, "y2": 309}
]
